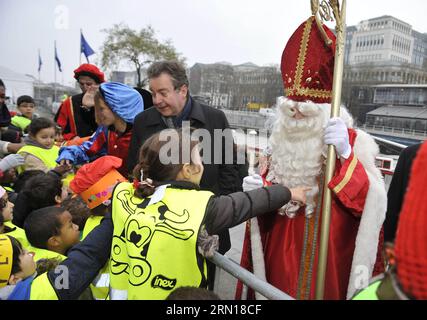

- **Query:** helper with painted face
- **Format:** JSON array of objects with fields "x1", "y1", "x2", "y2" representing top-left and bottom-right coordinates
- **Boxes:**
[{"x1": 57, "y1": 82, "x2": 144, "y2": 176}]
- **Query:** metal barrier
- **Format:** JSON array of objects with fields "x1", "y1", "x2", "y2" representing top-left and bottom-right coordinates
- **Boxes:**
[
  {"x1": 371, "y1": 135, "x2": 408, "y2": 149},
  {"x1": 207, "y1": 251, "x2": 294, "y2": 300}
]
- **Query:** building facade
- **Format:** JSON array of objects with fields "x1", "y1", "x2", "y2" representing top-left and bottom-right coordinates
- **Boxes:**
[
  {"x1": 188, "y1": 62, "x2": 282, "y2": 110},
  {"x1": 362, "y1": 84, "x2": 427, "y2": 134},
  {"x1": 342, "y1": 16, "x2": 427, "y2": 124}
]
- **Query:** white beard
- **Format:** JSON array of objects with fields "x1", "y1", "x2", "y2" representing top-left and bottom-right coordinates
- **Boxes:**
[{"x1": 267, "y1": 97, "x2": 353, "y2": 218}]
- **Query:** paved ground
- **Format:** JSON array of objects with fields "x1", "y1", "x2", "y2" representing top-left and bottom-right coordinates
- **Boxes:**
[{"x1": 213, "y1": 222, "x2": 246, "y2": 300}]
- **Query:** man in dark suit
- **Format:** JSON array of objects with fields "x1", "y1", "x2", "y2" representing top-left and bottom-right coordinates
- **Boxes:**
[
  {"x1": 384, "y1": 142, "x2": 422, "y2": 243},
  {"x1": 127, "y1": 61, "x2": 241, "y2": 289}
]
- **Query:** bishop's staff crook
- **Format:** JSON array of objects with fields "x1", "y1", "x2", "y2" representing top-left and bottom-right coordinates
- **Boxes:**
[{"x1": 311, "y1": 0, "x2": 347, "y2": 300}]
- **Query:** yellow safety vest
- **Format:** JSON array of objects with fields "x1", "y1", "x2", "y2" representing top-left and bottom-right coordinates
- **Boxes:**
[
  {"x1": 29, "y1": 272, "x2": 59, "y2": 300},
  {"x1": 81, "y1": 215, "x2": 110, "y2": 300},
  {"x1": 352, "y1": 280, "x2": 381, "y2": 300},
  {"x1": 17, "y1": 145, "x2": 60, "y2": 174},
  {"x1": 81, "y1": 216, "x2": 104, "y2": 240},
  {"x1": 29, "y1": 245, "x2": 66, "y2": 263},
  {"x1": 11, "y1": 115, "x2": 31, "y2": 132},
  {"x1": 109, "y1": 182, "x2": 213, "y2": 300},
  {"x1": 4, "y1": 221, "x2": 31, "y2": 248}
]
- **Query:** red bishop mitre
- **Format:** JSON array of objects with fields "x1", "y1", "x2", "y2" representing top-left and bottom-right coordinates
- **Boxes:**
[
  {"x1": 281, "y1": 16, "x2": 336, "y2": 104},
  {"x1": 394, "y1": 142, "x2": 427, "y2": 300}
]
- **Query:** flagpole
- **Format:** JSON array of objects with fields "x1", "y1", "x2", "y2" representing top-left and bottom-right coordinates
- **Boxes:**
[
  {"x1": 38, "y1": 49, "x2": 41, "y2": 81},
  {"x1": 314, "y1": 0, "x2": 347, "y2": 300},
  {"x1": 79, "y1": 28, "x2": 82, "y2": 65},
  {"x1": 54, "y1": 41, "x2": 57, "y2": 103}
]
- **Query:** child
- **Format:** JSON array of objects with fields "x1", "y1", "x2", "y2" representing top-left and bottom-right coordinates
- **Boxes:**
[
  {"x1": 0, "y1": 206, "x2": 113, "y2": 300},
  {"x1": 10, "y1": 95, "x2": 36, "y2": 133},
  {"x1": 18, "y1": 117, "x2": 71, "y2": 174},
  {"x1": 108, "y1": 129, "x2": 309, "y2": 300},
  {"x1": 60, "y1": 195, "x2": 91, "y2": 232},
  {"x1": 54, "y1": 125, "x2": 65, "y2": 147},
  {"x1": 12, "y1": 172, "x2": 68, "y2": 228},
  {"x1": 0, "y1": 153, "x2": 25, "y2": 196},
  {"x1": 57, "y1": 82, "x2": 144, "y2": 176},
  {"x1": 24, "y1": 206, "x2": 80, "y2": 258},
  {"x1": 0, "y1": 186, "x2": 30, "y2": 249},
  {"x1": 68, "y1": 155, "x2": 127, "y2": 300},
  {"x1": 70, "y1": 155, "x2": 126, "y2": 238}
]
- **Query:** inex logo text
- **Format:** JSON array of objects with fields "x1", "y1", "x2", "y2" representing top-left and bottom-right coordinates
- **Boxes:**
[{"x1": 151, "y1": 274, "x2": 177, "y2": 290}]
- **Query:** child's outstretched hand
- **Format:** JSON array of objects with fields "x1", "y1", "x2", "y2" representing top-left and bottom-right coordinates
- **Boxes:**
[
  {"x1": 53, "y1": 163, "x2": 73, "y2": 175},
  {"x1": 289, "y1": 187, "x2": 311, "y2": 205}
]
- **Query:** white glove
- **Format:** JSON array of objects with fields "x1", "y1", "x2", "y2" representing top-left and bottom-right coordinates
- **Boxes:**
[
  {"x1": 0, "y1": 154, "x2": 25, "y2": 172},
  {"x1": 242, "y1": 174, "x2": 264, "y2": 192},
  {"x1": 324, "y1": 117, "x2": 351, "y2": 159}
]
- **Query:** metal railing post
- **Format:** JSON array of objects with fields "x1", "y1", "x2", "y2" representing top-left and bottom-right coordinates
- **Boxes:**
[{"x1": 207, "y1": 252, "x2": 294, "y2": 300}]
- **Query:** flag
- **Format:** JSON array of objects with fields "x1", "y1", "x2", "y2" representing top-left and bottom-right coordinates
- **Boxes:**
[
  {"x1": 80, "y1": 31, "x2": 95, "y2": 63},
  {"x1": 38, "y1": 50, "x2": 42, "y2": 72},
  {"x1": 55, "y1": 41, "x2": 62, "y2": 72}
]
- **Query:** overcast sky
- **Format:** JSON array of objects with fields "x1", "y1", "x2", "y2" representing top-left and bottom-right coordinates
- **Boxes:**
[{"x1": 1, "y1": 0, "x2": 426, "y2": 86}]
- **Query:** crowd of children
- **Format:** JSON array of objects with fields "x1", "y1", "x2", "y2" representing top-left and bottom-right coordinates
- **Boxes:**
[
  {"x1": 1, "y1": 57, "x2": 426, "y2": 302},
  {"x1": 0, "y1": 67, "x2": 308, "y2": 300}
]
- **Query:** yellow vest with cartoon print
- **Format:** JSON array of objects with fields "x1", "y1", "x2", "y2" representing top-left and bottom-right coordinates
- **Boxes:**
[
  {"x1": 81, "y1": 215, "x2": 110, "y2": 300},
  {"x1": 11, "y1": 115, "x2": 31, "y2": 132},
  {"x1": 109, "y1": 182, "x2": 213, "y2": 300},
  {"x1": 17, "y1": 145, "x2": 59, "y2": 174},
  {"x1": 29, "y1": 272, "x2": 59, "y2": 300}
]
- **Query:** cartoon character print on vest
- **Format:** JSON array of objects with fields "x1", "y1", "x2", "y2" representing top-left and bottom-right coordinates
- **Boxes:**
[{"x1": 111, "y1": 187, "x2": 194, "y2": 287}]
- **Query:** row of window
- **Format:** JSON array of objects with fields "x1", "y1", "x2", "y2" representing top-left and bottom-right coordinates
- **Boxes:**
[
  {"x1": 355, "y1": 35, "x2": 385, "y2": 50},
  {"x1": 353, "y1": 54, "x2": 383, "y2": 63},
  {"x1": 391, "y1": 21, "x2": 411, "y2": 35},
  {"x1": 392, "y1": 35, "x2": 411, "y2": 55},
  {"x1": 391, "y1": 55, "x2": 409, "y2": 63},
  {"x1": 366, "y1": 116, "x2": 427, "y2": 132},
  {"x1": 374, "y1": 88, "x2": 427, "y2": 105},
  {"x1": 368, "y1": 20, "x2": 388, "y2": 29},
  {"x1": 344, "y1": 70, "x2": 427, "y2": 84}
]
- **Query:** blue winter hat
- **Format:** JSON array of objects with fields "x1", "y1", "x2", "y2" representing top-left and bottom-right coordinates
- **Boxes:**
[{"x1": 99, "y1": 82, "x2": 144, "y2": 124}]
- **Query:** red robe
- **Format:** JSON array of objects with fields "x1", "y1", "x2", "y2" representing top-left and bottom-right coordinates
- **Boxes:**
[
  {"x1": 236, "y1": 129, "x2": 384, "y2": 300},
  {"x1": 55, "y1": 95, "x2": 97, "y2": 141}
]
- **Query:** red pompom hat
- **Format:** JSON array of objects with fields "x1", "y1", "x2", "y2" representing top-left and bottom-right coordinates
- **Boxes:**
[
  {"x1": 281, "y1": 16, "x2": 336, "y2": 104},
  {"x1": 74, "y1": 63, "x2": 106, "y2": 84},
  {"x1": 394, "y1": 142, "x2": 427, "y2": 299},
  {"x1": 70, "y1": 155, "x2": 127, "y2": 209}
]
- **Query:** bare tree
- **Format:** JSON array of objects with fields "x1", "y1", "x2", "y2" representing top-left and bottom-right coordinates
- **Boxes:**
[{"x1": 100, "y1": 24, "x2": 185, "y2": 87}]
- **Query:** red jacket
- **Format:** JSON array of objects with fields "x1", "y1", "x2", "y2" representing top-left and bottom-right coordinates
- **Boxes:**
[{"x1": 55, "y1": 94, "x2": 97, "y2": 141}]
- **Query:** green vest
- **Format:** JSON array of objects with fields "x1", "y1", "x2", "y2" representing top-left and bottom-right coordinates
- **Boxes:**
[
  {"x1": 81, "y1": 215, "x2": 110, "y2": 300},
  {"x1": 11, "y1": 115, "x2": 31, "y2": 131},
  {"x1": 29, "y1": 273, "x2": 59, "y2": 300},
  {"x1": 17, "y1": 145, "x2": 60, "y2": 174},
  {"x1": 352, "y1": 280, "x2": 381, "y2": 300},
  {"x1": 4, "y1": 221, "x2": 31, "y2": 248},
  {"x1": 109, "y1": 182, "x2": 213, "y2": 300}
]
